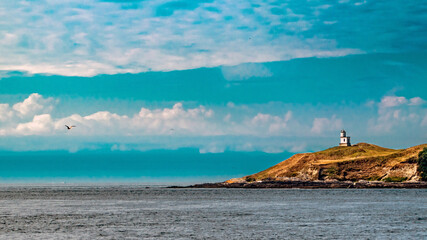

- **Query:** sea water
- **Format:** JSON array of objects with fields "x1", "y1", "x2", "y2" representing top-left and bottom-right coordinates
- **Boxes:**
[
  {"x1": 0, "y1": 187, "x2": 426, "y2": 239},
  {"x1": 0, "y1": 150, "x2": 291, "y2": 184}
]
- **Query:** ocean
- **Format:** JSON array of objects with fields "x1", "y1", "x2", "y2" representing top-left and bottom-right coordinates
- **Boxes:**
[
  {"x1": 0, "y1": 187, "x2": 426, "y2": 239},
  {"x1": 0, "y1": 150, "x2": 291, "y2": 184}
]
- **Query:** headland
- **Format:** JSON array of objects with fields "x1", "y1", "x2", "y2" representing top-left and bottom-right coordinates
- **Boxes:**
[{"x1": 181, "y1": 143, "x2": 427, "y2": 189}]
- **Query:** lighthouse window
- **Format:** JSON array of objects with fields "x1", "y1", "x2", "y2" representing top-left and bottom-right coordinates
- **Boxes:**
[{"x1": 344, "y1": 139, "x2": 346, "y2": 142}]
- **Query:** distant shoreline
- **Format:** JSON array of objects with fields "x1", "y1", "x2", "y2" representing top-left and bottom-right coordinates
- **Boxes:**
[{"x1": 175, "y1": 180, "x2": 427, "y2": 189}]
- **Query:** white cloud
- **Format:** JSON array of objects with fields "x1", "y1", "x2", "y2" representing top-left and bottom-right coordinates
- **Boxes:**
[
  {"x1": 221, "y1": 63, "x2": 273, "y2": 81},
  {"x1": 0, "y1": 95, "x2": 302, "y2": 142},
  {"x1": 354, "y1": 0, "x2": 367, "y2": 6},
  {"x1": 370, "y1": 95, "x2": 426, "y2": 133},
  {"x1": 0, "y1": 93, "x2": 55, "y2": 127},
  {"x1": 227, "y1": 139, "x2": 308, "y2": 153},
  {"x1": 379, "y1": 96, "x2": 424, "y2": 108},
  {"x1": 12, "y1": 93, "x2": 56, "y2": 118},
  {"x1": 1, "y1": 93, "x2": 425, "y2": 153},
  {"x1": 0, "y1": 104, "x2": 13, "y2": 122},
  {"x1": 323, "y1": 21, "x2": 338, "y2": 25},
  {"x1": 234, "y1": 111, "x2": 293, "y2": 136},
  {"x1": 409, "y1": 97, "x2": 425, "y2": 106},
  {"x1": 379, "y1": 96, "x2": 408, "y2": 108},
  {"x1": 84, "y1": 111, "x2": 125, "y2": 122},
  {"x1": 311, "y1": 115, "x2": 342, "y2": 134},
  {"x1": 223, "y1": 113, "x2": 232, "y2": 122},
  {"x1": 0, "y1": 1, "x2": 360, "y2": 76},
  {"x1": 130, "y1": 103, "x2": 216, "y2": 135},
  {"x1": 14, "y1": 114, "x2": 54, "y2": 136},
  {"x1": 0, "y1": 95, "x2": 217, "y2": 137},
  {"x1": 199, "y1": 143, "x2": 226, "y2": 154},
  {"x1": 0, "y1": 94, "x2": 298, "y2": 139}
]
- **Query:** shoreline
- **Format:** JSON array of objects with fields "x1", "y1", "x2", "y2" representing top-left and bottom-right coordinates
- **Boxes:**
[{"x1": 175, "y1": 180, "x2": 427, "y2": 189}]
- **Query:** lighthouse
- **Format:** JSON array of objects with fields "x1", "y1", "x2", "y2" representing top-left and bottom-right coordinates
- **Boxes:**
[{"x1": 339, "y1": 130, "x2": 351, "y2": 146}]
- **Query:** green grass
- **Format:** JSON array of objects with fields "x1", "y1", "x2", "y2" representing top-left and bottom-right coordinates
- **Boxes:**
[
  {"x1": 367, "y1": 176, "x2": 382, "y2": 181},
  {"x1": 418, "y1": 147, "x2": 427, "y2": 181},
  {"x1": 316, "y1": 143, "x2": 397, "y2": 160},
  {"x1": 383, "y1": 177, "x2": 407, "y2": 182},
  {"x1": 324, "y1": 167, "x2": 338, "y2": 175}
]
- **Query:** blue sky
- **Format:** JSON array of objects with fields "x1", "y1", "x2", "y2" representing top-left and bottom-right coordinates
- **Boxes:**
[{"x1": 0, "y1": 0, "x2": 426, "y2": 154}]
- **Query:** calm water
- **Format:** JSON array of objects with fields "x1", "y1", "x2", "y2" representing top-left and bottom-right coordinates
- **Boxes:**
[
  {"x1": 0, "y1": 187, "x2": 426, "y2": 239},
  {"x1": 0, "y1": 150, "x2": 290, "y2": 184}
]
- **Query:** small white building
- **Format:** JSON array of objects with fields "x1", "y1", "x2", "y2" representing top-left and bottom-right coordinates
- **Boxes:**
[{"x1": 339, "y1": 130, "x2": 351, "y2": 146}]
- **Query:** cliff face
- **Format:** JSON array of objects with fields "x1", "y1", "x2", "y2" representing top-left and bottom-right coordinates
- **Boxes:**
[{"x1": 227, "y1": 143, "x2": 427, "y2": 183}]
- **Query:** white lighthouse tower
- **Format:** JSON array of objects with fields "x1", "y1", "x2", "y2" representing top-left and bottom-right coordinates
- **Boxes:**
[{"x1": 339, "y1": 130, "x2": 351, "y2": 146}]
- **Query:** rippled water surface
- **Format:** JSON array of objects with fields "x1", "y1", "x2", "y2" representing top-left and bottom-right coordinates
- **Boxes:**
[{"x1": 0, "y1": 187, "x2": 426, "y2": 239}]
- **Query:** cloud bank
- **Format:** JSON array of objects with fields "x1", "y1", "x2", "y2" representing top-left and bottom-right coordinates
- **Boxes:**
[
  {"x1": 0, "y1": 0, "x2": 364, "y2": 76},
  {"x1": 0, "y1": 93, "x2": 425, "y2": 152}
]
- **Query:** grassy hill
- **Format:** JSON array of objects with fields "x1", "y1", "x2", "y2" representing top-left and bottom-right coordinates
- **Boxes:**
[{"x1": 227, "y1": 143, "x2": 427, "y2": 183}]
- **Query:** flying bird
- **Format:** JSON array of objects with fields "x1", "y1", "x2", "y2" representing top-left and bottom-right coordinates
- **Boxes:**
[{"x1": 65, "y1": 125, "x2": 76, "y2": 130}]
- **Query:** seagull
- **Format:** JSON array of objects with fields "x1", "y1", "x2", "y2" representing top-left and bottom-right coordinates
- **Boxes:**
[{"x1": 65, "y1": 125, "x2": 76, "y2": 130}]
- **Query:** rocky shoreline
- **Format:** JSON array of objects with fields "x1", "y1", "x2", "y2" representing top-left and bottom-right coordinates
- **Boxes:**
[{"x1": 173, "y1": 180, "x2": 427, "y2": 189}]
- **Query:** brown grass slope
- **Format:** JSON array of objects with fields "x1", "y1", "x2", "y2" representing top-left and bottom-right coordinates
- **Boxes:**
[{"x1": 227, "y1": 143, "x2": 427, "y2": 183}]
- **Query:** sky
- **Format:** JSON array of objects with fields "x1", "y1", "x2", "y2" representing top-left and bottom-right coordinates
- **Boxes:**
[{"x1": 0, "y1": 0, "x2": 426, "y2": 156}]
